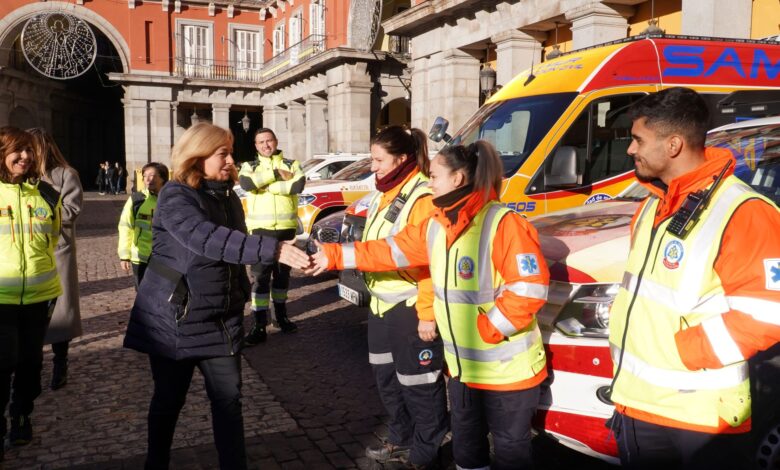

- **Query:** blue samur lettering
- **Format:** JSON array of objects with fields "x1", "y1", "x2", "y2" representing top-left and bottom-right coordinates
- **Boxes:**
[{"x1": 663, "y1": 45, "x2": 780, "y2": 79}]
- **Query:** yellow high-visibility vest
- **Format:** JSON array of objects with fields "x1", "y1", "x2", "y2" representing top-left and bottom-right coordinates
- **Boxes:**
[
  {"x1": 239, "y1": 152, "x2": 303, "y2": 231},
  {"x1": 362, "y1": 172, "x2": 430, "y2": 317},
  {"x1": 0, "y1": 180, "x2": 62, "y2": 304},
  {"x1": 117, "y1": 190, "x2": 157, "y2": 264},
  {"x1": 610, "y1": 176, "x2": 777, "y2": 429}
]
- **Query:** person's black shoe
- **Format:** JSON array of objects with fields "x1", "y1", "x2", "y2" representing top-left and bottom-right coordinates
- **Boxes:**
[
  {"x1": 51, "y1": 360, "x2": 68, "y2": 390},
  {"x1": 365, "y1": 442, "x2": 411, "y2": 462},
  {"x1": 277, "y1": 317, "x2": 298, "y2": 333},
  {"x1": 244, "y1": 325, "x2": 267, "y2": 346},
  {"x1": 9, "y1": 415, "x2": 32, "y2": 446}
]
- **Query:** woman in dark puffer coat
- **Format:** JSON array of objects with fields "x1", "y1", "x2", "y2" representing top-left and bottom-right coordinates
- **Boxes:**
[{"x1": 124, "y1": 123, "x2": 309, "y2": 470}]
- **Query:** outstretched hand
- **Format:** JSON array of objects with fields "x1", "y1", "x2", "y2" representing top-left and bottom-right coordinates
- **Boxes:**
[
  {"x1": 418, "y1": 320, "x2": 438, "y2": 342},
  {"x1": 277, "y1": 240, "x2": 311, "y2": 270},
  {"x1": 303, "y1": 240, "x2": 330, "y2": 276}
]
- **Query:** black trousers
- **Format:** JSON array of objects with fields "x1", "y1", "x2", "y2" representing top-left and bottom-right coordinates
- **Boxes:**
[
  {"x1": 367, "y1": 303, "x2": 449, "y2": 466},
  {"x1": 0, "y1": 301, "x2": 52, "y2": 438},
  {"x1": 249, "y1": 228, "x2": 295, "y2": 323},
  {"x1": 448, "y1": 378, "x2": 539, "y2": 470},
  {"x1": 132, "y1": 262, "x2": 148, "y2": 290},
  {"x1": 613, "y1": 413, "x2": 751, "y2": 470},
  {"x1": 145, "y1": 354, "x2": 247, "y2": 470}
]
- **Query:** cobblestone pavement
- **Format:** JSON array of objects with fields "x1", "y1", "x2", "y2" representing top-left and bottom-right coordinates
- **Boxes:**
[{"x1": 2, "y1": 192, "x2": 614, "y2": 470}]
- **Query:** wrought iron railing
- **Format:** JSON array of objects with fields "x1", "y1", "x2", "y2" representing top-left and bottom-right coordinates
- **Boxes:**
[
  {"x1": 173, "y1": 57, "x2": 263, "y2": 82},
  {"x1": 261, "y1": 34, "x2": 326, "y2": 80}
]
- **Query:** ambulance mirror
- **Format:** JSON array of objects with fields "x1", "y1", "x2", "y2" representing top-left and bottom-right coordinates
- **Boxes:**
[
  {"x1": 429, "y1": 117, "x2": 451, "y2": 143},
  {"x1": 546, "y1": 146, "x2": 580, "y2": 188}
]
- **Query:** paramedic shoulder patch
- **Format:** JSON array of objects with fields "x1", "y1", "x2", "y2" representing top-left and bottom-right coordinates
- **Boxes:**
[
  {"x1": 765, "y1": 259, "x2": 780, "y2": 291},
  {"x1": 517, "y1": 254, "x2": 540, "y2": 276}
]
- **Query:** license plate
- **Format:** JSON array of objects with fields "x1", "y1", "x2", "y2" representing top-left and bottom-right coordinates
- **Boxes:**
[{"x1": 338, "y1": 283, "x2": 360, "y2": 305}]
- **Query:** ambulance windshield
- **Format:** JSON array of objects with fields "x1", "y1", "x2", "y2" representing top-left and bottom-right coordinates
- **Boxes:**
[{"x1": 448, "y1": 92, "x2": 578, "y2": 178}]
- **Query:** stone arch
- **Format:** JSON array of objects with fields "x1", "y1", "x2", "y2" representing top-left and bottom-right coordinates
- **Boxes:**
[
  {"x1": 0, "y1": 1, "x2": 130, "y2": 74},
  {"x1": 375, "y1": 97, "x2": 410, "y2": 129},
  {"x1": 9, "y1": 105, "x2": 36, "y2": 129}
]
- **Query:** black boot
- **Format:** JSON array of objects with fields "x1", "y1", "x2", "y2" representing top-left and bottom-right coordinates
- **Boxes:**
[
  {"x1": 51, "y1": 360, "x2": 68, "y2": 390},
  {"x1": 244, "y1": 310, "x2": 268, "y2": 346},
  {"x1": 9, "y1": 414, "x2": 32, "y2": 446},
  {"x1": 274, "y1": 302, "x2": 297, "y2": 333}
]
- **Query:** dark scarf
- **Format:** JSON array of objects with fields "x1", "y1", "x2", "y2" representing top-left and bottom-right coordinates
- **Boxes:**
[
  {"x1": 375, "y1": 157, "x2": 417, "y2": 193},
  {"x1": 433, "y1": 184, "x2": 474, "y2": 225}
]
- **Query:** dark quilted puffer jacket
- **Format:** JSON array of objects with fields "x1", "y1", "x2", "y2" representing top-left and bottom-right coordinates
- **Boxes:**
[{"x1": 124, "y1": 180, "x2": 277, "y2": 360}]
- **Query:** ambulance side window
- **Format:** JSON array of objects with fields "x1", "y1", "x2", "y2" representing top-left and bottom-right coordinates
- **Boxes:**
[{"x1": 530, "y1": 93, "x2": 643, "y2": 193}]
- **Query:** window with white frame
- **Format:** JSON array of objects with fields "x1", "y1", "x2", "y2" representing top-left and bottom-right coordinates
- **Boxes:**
[
  {"x1": 273, "y1": 23, "x2": 286, "y2": 56},
  {"x1": 181, "y1": 23, "x2": 211, "y2": 65},
  {"x1": 309, "y1": 2, "x2": 324, "y2": 39},
  {"x1": 289, "y1": 11, "x2": 303, "y2": 46},
  {"x1": 233, "y1": 29, "x2": 262, "y2": 69}
]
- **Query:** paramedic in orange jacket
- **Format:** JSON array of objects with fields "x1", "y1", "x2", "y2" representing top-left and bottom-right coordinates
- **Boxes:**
[
  {"x1": 309, "y1": 141, "x2": 550, "y2": 470},
  {"x1": 607, "y1": 87, "x2": 780, "y2": 469},
  {"x1": 357, "y1": 126, "x2": 448, "y2": 467}
]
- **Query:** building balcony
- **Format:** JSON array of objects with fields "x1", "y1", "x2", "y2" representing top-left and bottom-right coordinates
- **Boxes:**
[
  {"x1": 261, "y1": 34, "x2": 326, "y2": 81},
  {"x1": 388, "y1": 35, "x2": 411, "y2": 58},
  {"x1": 174, "y1": 56, "x2": 263, "y2": 82}
]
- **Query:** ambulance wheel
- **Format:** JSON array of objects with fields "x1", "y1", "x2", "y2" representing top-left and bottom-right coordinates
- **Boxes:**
[{"x1": 757, "y1": 424, "x2": 780, "y2": 469}]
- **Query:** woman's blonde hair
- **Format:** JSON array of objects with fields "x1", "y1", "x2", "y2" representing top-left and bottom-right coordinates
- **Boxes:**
[
  {"x1": 27, "y1": 128, "x2": 71, "y2": 177},
  {"x1": 171, "y1": 123, "x2": 234, "y2": 188}
]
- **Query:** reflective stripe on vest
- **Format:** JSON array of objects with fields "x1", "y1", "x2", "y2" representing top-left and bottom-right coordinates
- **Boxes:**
[
  {"x1": 0, "y1": 268, "x2": 58, "y2": 288},
  {"x1": 426, "y1": 201, "x2": 546, "y2": 385},
  {"x1": 609, "y1": 176, "x2": 773, "y2": 429},
  {"x1": 0, "y1": 223, "x2": 54, "y2": 235}
]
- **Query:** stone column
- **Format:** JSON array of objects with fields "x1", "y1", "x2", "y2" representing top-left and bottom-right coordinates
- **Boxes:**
[
  {"x1": 304, "y1": 94, "x2": 328, "y2": 159},
  {"x1": 211, "y1": 103, "x2": 231, "y2": 129},
  {"x1": 410, "y1": 57, "x2": 429, "y2": 131},
  {"x1": 123, "y1": 98, "x2": 150, "y2": 173},
  {"x1": 681, "y1": 0, "x2": 751, "y2": 38},
  {"x1": 150, "y1": 101, "x2": 174, "y2": 166},
  {"x1": 492, "y1": 30, "x2": 542, "y2": 89},
  {"x1": 262, "y1": 106, "x2": 289, "y2": 153},
  {"x1": 566, "y1": 3, "x2": 633, "y2": 50},
  {"x1": 171, "y1": 102, "x2": 187, "y2": 145},
  {"x1": 327, "y1": 62, "x2": 373, "y2": 153},
  {"x1": 427, "y1": 49, "x2": 480, "y2": 136},
  {"x1": 286, "y1": 101, "x2": 306, "y2": 160}
]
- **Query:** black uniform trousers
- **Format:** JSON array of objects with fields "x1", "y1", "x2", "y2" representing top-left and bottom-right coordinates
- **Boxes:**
[
  {"x1": 249, "y1": 228, "x2": 296, "y2": 324},
  {"x1": 132, "y1": 262, "x2": 148, "y2": 290},
  {"x1": 448, "y1": 378, "x2": 540, "y2": 470},
  {"x1": 0, "y1": 301, "x2": 51, "y2": 438},
  {"x1": 613, "y1": 413, "x2": 751, "y2": 470},
  {"x1": 145, "y1": 354, "x2": 246, "y2": 470},
  {"x1": 367, "y1": 303, "x2": 449, "y2": 466}
]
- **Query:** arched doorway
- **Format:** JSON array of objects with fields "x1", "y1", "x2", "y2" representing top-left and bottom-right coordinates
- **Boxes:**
[
  {"x1": 0, "y1": 9, "x2": 126, "y2": 190},
  {"x1": 375, "y1": 97, "x2": 411, "y2": 131}
]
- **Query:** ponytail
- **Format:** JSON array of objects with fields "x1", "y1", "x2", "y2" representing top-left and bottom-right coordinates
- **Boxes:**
[
  {"x1": 371, "y1": 125, "x2": 429, "y2": 176},
  {"x1": 437, "y1": 140, "x2": 503, "y2": 198}
]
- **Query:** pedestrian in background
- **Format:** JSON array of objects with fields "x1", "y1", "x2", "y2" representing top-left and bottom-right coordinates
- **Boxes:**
[
  {"x1": 0, "y1": 127, "x2": 62, "y2": 461},
  {"x1": 96, "y1": 162, "x2": 106, "y2": 195},
  {"x1": 106, "y1": 161, "x2": 116, "y2": 195},
  {"x1": 117, "y1": 162, "x2": 168, "y2": 287},
  {"x1": 309, "y1": 141, "x2": 550, "y2": 470},
  {"x1": 607, "y1": 87, "x2": 780, "y2": 469},
  {"x1": 28, "y1": 128, "x2": 83, "y2": 391},
  {"x1": 123, "y1": 123, "x2": 310, "y2": 470},
  {"x1": 115, "y1": 162, "x2": 126, "y2": 194},
  {"x1": 239, "y1": 128, "x2": 305, "y2": 344},
  {"x1": 355, "y1": 126, "x2": 448, "y2": 467}
]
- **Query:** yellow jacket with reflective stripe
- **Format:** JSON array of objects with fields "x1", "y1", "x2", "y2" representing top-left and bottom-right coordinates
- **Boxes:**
[
  {"x1": 609, "y1": 176, "x2": 771, "y2": 432},
  {"x1": 0, "y1": 180, "x2": 62, "y2": 304},
  {"x1": 363, "y1": 172, "x2": 430, "y2": 316},
  {"x1": 427, "y1": 201, "x2": 546, "y2": 386},
  {"x1": 117, "y1": 190, "x2": 157, "y2": 264},
  {"x1": 239, "y1": 151, "x2": 304, "y2": 231}
]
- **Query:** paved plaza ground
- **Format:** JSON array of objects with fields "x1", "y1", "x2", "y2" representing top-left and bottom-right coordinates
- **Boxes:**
[{"x1": 1, "y1": 192, "x2": 612, "y2": 470}]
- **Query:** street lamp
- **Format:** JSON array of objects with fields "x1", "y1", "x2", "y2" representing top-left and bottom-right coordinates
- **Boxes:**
[
  {"x1": 191, "y1": 109, "x2": 200, "y2": 126},
  {"x1": 241, "y1": 110, "x2": 250, "y2": 133},
  {"x1": 546, "y1": 22, "x2": 563, "y2": 60},
  {"x1": 480, "y1": 63, "x2": 497, "y2": 98}
]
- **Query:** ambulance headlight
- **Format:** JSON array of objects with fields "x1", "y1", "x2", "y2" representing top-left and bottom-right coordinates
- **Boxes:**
[
  {"x1": 298, "y1": 194, "x2": 316, "y2": 206},
  {"x1": 554, "y1": 284, "x2": 619, "y2": 338}
]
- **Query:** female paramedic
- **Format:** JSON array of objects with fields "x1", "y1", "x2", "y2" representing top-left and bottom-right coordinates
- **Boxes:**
[
  {"x1": 0, "y1": 126, "x2": 62, "y2": 459},
  {"x1": 309, "y1": 141, "x2": 550, "y2": 470},
  {"x1": 357, "y1": 126, "x2": 448, "y2": 467},
  {"x1": 123, "y1": 123, "x2": 309, "y2": 470}
]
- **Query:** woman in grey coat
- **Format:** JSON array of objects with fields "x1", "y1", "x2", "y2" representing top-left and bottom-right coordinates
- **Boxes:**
[{"x1": 29, "y1": 128, "x2": 83, "y2": 391}]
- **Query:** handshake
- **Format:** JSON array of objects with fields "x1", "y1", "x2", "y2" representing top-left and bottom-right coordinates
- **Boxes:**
[{"x1": 277, "y1": 240, "x2": 329, "y2": 275}]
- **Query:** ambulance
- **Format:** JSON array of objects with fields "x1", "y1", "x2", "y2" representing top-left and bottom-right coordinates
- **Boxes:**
[{"x1": 334, "y1": 34, "x2": 780, "y2": 463}]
